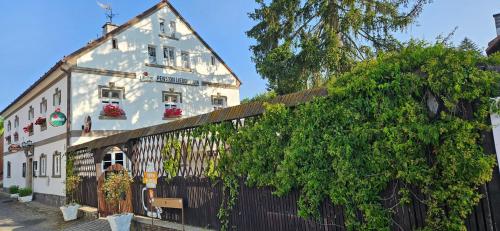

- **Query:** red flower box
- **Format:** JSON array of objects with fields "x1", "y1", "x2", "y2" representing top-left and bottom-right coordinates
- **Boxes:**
[
  {"x1": 103, "y1": 104, "x2": 126, "y2": 117},
  {"x1": 35, "y1": 117, "x2": 47, "y2": 125},
  {"x1": 23, "y1": 123, "x2": 34, "y2": 134},
  {"x1": 164, "y1": 108, "x2": 182, "y2": 118}
]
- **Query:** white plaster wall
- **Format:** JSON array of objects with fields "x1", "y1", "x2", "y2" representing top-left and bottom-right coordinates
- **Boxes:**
[
  {"x1": 491, "y1": 113, "x2": 500, "y2": 173},
  {"x1": 31, "y1": 140, "x2": 66, "y2": 196},
  {"x1": 3, "y1": 152, "x2": 27, "y2": 189},
  {"x1": 77, "y1": 5, "x2": 239, "y2": 86},
  {"x1": 3, "y1": 77, "x2": 68, "y2": 153},
  {"x1": 70, "y1": 72, "x2": 239, "y2": 145}
]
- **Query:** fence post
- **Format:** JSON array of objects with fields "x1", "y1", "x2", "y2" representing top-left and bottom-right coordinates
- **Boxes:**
[{"x1": 483, "y1": 128, "x2": 500, "y2": 231}]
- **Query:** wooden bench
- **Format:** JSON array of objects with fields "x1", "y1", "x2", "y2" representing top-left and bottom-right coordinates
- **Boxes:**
[{"x1": 152, "y1": 197, "x2": 184, "y2": 231}]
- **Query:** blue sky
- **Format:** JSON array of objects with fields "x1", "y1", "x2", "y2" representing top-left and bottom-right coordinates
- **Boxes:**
[{"x1": 0, "y1": 0, "x2": 499, "y2": 111}]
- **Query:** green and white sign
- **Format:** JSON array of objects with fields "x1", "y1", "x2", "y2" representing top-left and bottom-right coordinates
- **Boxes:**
[{"x1": 49, "y1": 109, "x2": 67, "y2": 127}]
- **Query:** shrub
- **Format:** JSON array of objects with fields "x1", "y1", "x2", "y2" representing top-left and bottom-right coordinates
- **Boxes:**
[
  {"x1": 102, "y1": 171, "x2": 133, "y2": 213},
  {"x1": 18, "y1": 188, "x2": 32, "y2": 197},
  {"x1": 65, "y1": 175, "x2": 81, "y2": 204},
  {"x1": 8, "y1": 185, "x2": 19, "y2": 194}
]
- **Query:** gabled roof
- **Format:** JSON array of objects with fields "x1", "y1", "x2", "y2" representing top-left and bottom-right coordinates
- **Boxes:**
[{"x1": 1, "y1": 0, "x2": 242, "y2": 116}]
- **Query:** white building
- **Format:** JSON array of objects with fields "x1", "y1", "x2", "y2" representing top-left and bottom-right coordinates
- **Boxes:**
[{"x1": 1, "y1": 1, "x2": 241, "y2": 206}]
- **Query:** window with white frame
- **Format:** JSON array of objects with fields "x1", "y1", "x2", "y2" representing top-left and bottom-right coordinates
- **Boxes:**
[
  {"x1": 163, "y1": 47, "x2": 175, "y2": 66},
  {"x1": 169, "y1": 21, "x2": 176, "y2": 35},
  {"x1": 14, "y1": 116, "x2": 19, "y2": 128},
  {"x1": 53, "y1": 88, "x2": 62, "y2": 106},
  {"x1": 100, "y1": 87, "x2": 124, "y2": 106},
  {"x1": 102, "y1": 152, "x2": 129, "y2": 171},
  {"x1": 148, "y1": 45, "x2": 157, "y2": 64},
  {"x1": 53, "y1": 151, "x2": 61, "y2": 177},
  {"x1": 7, "y1": 120, "x2": 11, "y2": 132},
  {"x1": 163, "y1": 92, "x2": 182, "y2": 109},
  {"x1": 28, "y1": 106, "x2": 34, "y2": 121},
  {"x1": 212, "y1": 95, "x2": 227, "y2": 110},
  {"x1": 39, "y1": 154, "x2": 47, "y2": 177},
  {"x1": 181, "y1": 51, "x2": 190, "y2": 69},
  {"x1": 33, "y1": 161, "x2": 38, "y2": 177},
  {"x1": 159, "y1": 19, "x2": 166, "y2": 33},
  {"x1": 40, "y1": 98, "x2": 47, "y2": 115},
  {"x1": 22, "y1": 163, "x2": 26, "y2": 178}
]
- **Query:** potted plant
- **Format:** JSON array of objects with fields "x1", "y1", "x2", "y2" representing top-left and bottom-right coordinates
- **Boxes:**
[
  {"x1": 103, "y1": 171, "x2": 134, "y2": 231},
  {"x1": 60, "y1": 175, "x2": 82, "y2": 221},
  {"x1": 35, "y1": 117, "x2": 47, "y2": 126},
  {"x1": 18, "y1": 188, "x2": 33, "y2": 202},
  {"x1": 9, "y1": 185, "x2": 19, "y2": 198},
  {"x1": 23, "y1": 123, "x2": 33, "y2": 134},
  {"x1": 164, "y1": 108, "x2": 182, "y2": 118},
  {"x1": 102, "y1": 104, "x2": 126, "y2": 118}
]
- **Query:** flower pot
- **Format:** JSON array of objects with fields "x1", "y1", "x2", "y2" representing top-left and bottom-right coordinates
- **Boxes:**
[
  {"x1": 10, "y1": 193, "x2": 19, "y2": 199},
  {"x1": 18, "y1": 195, "x2": 32, "y2": 203},
  {"x1": 107, "y1": 213, "x2": 133, "y2": 231},
  {"x1": 60, "y1": 204, "x2": 80, "y2": 221}
]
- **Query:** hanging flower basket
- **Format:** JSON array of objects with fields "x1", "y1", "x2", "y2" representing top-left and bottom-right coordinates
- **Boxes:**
[
  {"x1": 103, "y1": 104, "x2": 126, "y2": 118},
  {"x1": 164, "y1": 108, "x2": 182, "y2": 118},
  {"x1": 35, "y1": 117, "x2": 47, "y2": 126},
  {"x1": 23, "y1": 123, "x2": 34, "y2": 134}
]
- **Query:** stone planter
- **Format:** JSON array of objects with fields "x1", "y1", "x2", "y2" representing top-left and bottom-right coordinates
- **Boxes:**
[
  {"x1": 18, "y1": 195, "x2": 33, "y2": 203},
  {"x1": 60, "y1": 204, "x2": 80, "y2": 221},
  {"x1": 107, "y1": 213, "x2": 133, "y2": 231},
  {"x1": 10, "y1": 193, "x2": 19, "y2": 199}
]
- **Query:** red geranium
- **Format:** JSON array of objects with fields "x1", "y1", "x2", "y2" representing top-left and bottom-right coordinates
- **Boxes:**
[
  {"x1": 164, "y1": 108, "x2": 182, "y2": 118},
  {"x1": 35, "y1": 117, "x2": 46, "y2": 125},
  {"x1": 103, "y1": 104, "x2": 126, "y2": 117},
  {"x1": 23, "y1": 123, "x2": 34, "y2": 134}
]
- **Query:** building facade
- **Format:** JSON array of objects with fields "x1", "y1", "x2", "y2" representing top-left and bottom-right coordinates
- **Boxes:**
[{"x1": 1, "y1": 1, "x2": 241, "y2": 206}]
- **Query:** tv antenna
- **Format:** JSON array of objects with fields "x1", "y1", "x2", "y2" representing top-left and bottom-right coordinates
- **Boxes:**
[{"x1": 97, "y1": 1, "x2": 118, "y2": 23}]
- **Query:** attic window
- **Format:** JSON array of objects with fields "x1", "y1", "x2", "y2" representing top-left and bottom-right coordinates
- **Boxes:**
[
  {"x1": 211, "y1": 56, "x2": 216, "y2": 66},
  {"x1": 112, "y1": 38, "x2": 118, "y2": 49}
]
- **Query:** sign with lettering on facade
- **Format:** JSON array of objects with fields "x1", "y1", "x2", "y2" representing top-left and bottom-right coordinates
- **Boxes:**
[
  {"x1": 156, "y1": 76, "x2": 200, "y2": 86},
  {"x1": 49, "y1": 108, "x2": 67, "y2": 127}
]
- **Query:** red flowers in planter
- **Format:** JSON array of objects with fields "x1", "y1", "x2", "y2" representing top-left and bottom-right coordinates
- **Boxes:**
[
  {"x1": 103, "y1": 104, "x2": 126, "y2": 117},
  {"x1": 164, "y1": 108, "x2": 182, "y2": 118},
  {"x1": 23, "y1": 123, "x2": 34, "y2": 134},
  {"x1": 35, "y1": 117, "x2": 47, "y2": 126}
]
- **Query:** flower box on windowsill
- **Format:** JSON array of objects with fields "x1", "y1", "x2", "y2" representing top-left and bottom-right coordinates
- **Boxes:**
[
  {"x1": 35, "y1": 117, "x2": 47, "y2": 126},
  {"x1": 163, "y1": 108, "x2": 182, "y2": 120},
  {"x1": 100, "y1": 104, "x2": 126, "y2": 120},
  {"x1": 23, "y1": 123, "x2": 34, "y2": 135}
]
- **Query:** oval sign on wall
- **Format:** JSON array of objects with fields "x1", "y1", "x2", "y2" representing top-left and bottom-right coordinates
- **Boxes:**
[{"x1": 49, "y1": 108, "x2": 67, "y2": 127}]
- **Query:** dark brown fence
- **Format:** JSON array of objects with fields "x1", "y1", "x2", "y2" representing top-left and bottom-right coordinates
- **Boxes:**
[{"x1": 67, "y1": 88, "x2": 500, "y2": 231}]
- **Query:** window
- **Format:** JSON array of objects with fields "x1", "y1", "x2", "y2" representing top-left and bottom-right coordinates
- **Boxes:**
[
  {"x1": 212, "y1": 95, "x2": 227, "y2": 110},
  {"x1": 7, "y1": 162, "x2": 11, "y2": 178},
  {"x1": 40, "y1": 98, "x2": 47, "y2": 115},
  {"x1": 102, "y1": 152, "x2": 129, "y2": 171},
  {"x1": 7, "y1": 121, "x2": 11, "y2": 132},
  {"x1": 53, "y1": 152, "x2": 61, "y2": 177},
  {"x1": 163, "y1": 47, "x2": 175, "y2": 66},
  {"x1": 181, "y1": 51, "x2": 190, "y2": 69},
  {"x1": 148, "y1": 45, "x2": 157, "y2": 64},
  {"x1": 163, "y1": 92, "x2": 182, "y2": 109},
  {"x1": 33, "y1": 161, "x2": 38, "y2": 177},
  {"x1": 100, "y1": 87, "x2": 124, "y2": 106},
  {"x1": 159, "y1": 19, "x2": 166, "y2": 33},
  {"x1": 211, "y1": 56, "x2": 216, "y2": 66},
  {"x1": 169, "y1": 21, "x2": 176, "y2": 34},
  {"x1": 112, "y1": 38, "x2": 118, "y2": 49},
  {"x1": 53, "y1": 88, "x2": 62, "y2": 106},
  {"x1": 39, "y1": 154, "x2": 47, "y2": 177},
  {"x1": 22, "y1": 163, "x2": 26, "y2": 178},
  {"x1": 28, "y1": 106, "x2": 34, "y2": 121},
  {"x1": 14, "y1": 116, "x2": 19, "y2": 129}
]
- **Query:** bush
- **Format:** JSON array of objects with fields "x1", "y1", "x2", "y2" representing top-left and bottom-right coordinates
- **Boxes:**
[
  {"x1": 18, "y1": 188, "x2": 32, "y2": 197},
  {"x1": 9, "y1": 185, "x2": 19, "y2": 194}
]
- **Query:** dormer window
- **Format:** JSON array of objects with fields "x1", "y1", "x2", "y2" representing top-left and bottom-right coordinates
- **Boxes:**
[
  {"x1": 53, "y1": 88, "x2": 62, "y2": 106},
  {"x1": 212, "y1": 95, "x2": 227, "y2": 110},
  {"x1": 148, "y1": 45, "x2": 157, "y2": 64}
]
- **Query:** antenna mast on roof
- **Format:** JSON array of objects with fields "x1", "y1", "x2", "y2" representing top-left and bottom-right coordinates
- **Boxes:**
[{"x1": 97, "y1": 1, "x2": 117, "y2": 23}]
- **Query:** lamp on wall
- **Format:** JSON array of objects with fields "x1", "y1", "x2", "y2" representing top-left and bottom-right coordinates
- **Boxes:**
[{"x1": 22, "y1": 140, "x2": 34, "y2": 157}]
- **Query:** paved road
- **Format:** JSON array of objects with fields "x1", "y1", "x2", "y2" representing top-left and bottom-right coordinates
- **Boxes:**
[{"x1": 0, "y1": 193, "x2": 90, "y2": 231}]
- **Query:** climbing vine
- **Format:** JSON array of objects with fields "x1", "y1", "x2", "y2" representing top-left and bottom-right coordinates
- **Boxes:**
[
  {"x1": 201, "y1": 42, "x2": 500, "y2": 230},
  {"x1": 162, "y1": 140, "x2": 182, "y2": 180}
]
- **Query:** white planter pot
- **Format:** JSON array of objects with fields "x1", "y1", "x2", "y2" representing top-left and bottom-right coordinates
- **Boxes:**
[
  {"x1": 10, "y1": 193, "x2": 19, "y2": 199},
  {"x1": 60, "y1": 204, "x2": 80, "y2": 221},
  {"x1": 18, "y1": 195, "x2": 32, "y2": 203},
  {"x1": 107, "y1": 213, "x2": 133, "y2": 231}
]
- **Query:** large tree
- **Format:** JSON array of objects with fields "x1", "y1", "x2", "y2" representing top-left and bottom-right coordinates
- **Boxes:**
[{"x1": 248, "y1": 0, "x2": 430, "y2": 94}]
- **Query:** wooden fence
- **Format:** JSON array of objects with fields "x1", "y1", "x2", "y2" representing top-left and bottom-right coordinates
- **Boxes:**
[{"x1": 67, "y1": 88, "x2": 500, "y2": 231}]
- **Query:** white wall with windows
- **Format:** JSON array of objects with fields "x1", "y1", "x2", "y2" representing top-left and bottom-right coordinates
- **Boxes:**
[
  {"x1": 2, "y1": 152, "x2": 27, "y2": 189},
  {"x1": 31, "y1": 140, "x2": 66, "y2": 196}
]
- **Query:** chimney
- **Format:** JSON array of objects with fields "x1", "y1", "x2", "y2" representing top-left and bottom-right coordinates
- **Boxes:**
[
  {"x1": 494, "y1": 13, "x2": 500, "y2": 36},
  {"x1": 102, "y1": 22, "x2": 118, "y2": 35}
]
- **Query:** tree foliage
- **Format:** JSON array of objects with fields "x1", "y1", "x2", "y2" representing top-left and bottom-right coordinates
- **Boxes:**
[
  {"x1": 247, "y1": 0, "x2": 431, "y2": 94},
  {"x1": 206, "y1": 42, "x2": 500, "y2": 230},
  {"x1": 458, "y1": 37, "x2": 481, "y2": 54}
]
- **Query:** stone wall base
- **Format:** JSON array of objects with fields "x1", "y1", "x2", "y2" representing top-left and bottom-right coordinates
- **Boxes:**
[{"x1": 33, "y1": 192, "x2": 66, "y2": 207}]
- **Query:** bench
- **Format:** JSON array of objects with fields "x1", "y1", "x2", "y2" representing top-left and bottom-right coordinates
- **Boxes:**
[{"x1": 152, "y1": 197, "x2": 184, "y2": 231}]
